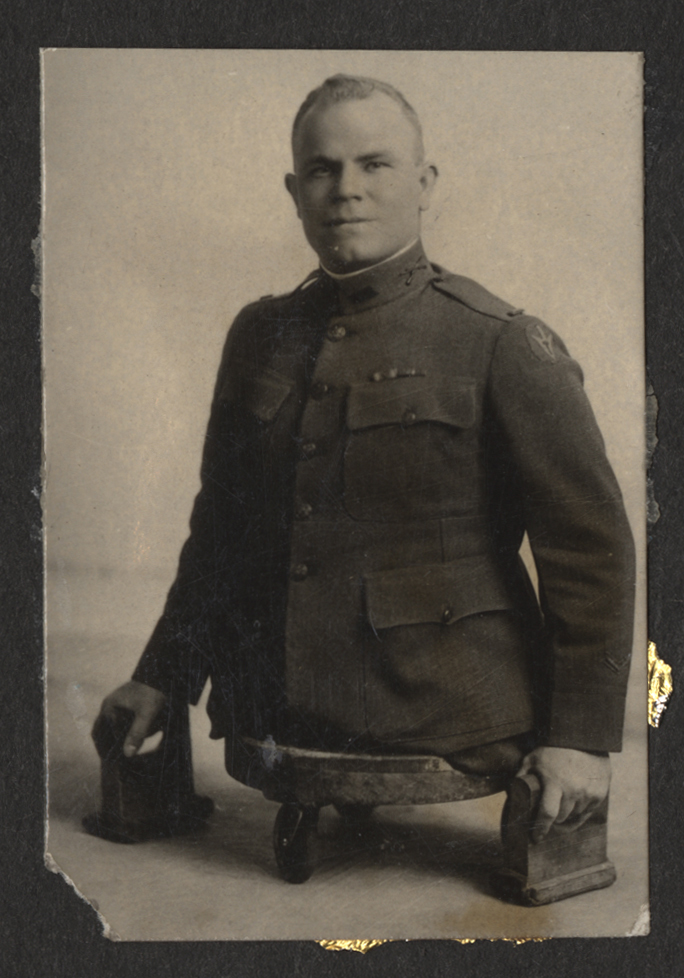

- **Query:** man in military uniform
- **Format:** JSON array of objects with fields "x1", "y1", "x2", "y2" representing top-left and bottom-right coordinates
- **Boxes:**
[{"x1": 98, "y1": 75, "x2": 635, "y2": 842}]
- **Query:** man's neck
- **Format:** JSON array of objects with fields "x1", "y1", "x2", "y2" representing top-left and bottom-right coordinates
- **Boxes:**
[
  {"x1": 320, "y1": 238, "x2": 420, "y2": 281},
  {"x1": 317, "y1": 239, "x2": 432, "y2": 315}
]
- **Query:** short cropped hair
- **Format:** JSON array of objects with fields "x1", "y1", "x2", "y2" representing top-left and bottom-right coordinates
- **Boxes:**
[{"x1": 291, "y1": 74, "x2": 425, "y2": 162}]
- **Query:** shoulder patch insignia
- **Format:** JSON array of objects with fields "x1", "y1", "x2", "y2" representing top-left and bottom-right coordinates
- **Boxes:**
[{"x1": 526, "y1": 321, "x2": 558, "y2": 362}]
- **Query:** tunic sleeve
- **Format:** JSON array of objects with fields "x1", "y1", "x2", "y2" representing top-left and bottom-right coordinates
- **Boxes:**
[
  {"x1": 488, "y1": 317, "x2": 636, "y2": 752},
  {"x1": 132, "y1": 307, "x2": 254, "y2": 703}
]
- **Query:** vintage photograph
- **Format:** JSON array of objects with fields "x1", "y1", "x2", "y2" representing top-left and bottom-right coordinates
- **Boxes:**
[{"x1": 43, "y1": 49, "x2": 647, "y2": 940}]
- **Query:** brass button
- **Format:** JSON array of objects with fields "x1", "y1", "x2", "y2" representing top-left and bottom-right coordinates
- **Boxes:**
[
  {"x1": 301, "y1": 442, "x2": 317, "y2": 457},
  {"x1": 403, "y1": 409, "x2": 417, "y2": 424},
  {"x1": 327, "y1": 324, "x2": 347, "y2": 341},
  {"x1": 371, "y1": 371, "x2": 383, "y2": 382},
  {"x1": 442, "y1": 606, "x2": 454, "y2": 624},
  {"x1": 387, "y1": 367, "x2": 398, "y2": 379},
  {"x1": 290, "y1": 564, "x2": 309, "y2": 581},
  {"x1": 295, "y1": 501, "x2": 313, "y2": 519},
  {"x1": 310, "y1": 381, "x2": 330, "y2": 399}
]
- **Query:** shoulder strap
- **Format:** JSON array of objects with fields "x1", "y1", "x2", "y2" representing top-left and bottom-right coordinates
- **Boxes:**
[
  {"x1": 258, "y1": 268, "x2": 322, "y2": 303},
  {"x1": 430, "y1": 266, "x2": 524, "y2": 323}
]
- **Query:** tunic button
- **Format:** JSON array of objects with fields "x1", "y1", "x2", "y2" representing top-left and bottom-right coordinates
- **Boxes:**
[
  {"x1": 403, "y1": 409, "x2": 417, "y2": 424},
  {"x1": 290, "y1": 564, "x2": 309, "y2": 581},
  {"x1": 442, "y1": 606, "x2": 454, "y2": 624},
  {"x1": 371, "y1": 371, "x2": 383, "y2": 382},
  {"x1": 310, "y1": 381, "x2": 330, "y2": 399},
  {"x1": 301, "y1": 442, "x2": 317, "y2": 456},
  {"x1": 327, "y1": 324, "x2": 347, "y2": 341},
  {"x1": 387, "y1": 367, "x2": 398, "y2": 379},
  {"x1": 296, "y1": 501, "x2": 313, "y2": 519}
]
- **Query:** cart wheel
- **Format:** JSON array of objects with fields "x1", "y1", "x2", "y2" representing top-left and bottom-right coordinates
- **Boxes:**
[{"x1": 273, "y1": 804, "x2": 319, "y2": 884}]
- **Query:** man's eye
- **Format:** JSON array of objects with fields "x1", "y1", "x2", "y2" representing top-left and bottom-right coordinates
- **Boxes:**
[
  {"x1": 365, "y1": 161, "x2": 388, "y2": 171},
  {"x1": 308, "y1": 166, "x2": 331, "y2": 177}
]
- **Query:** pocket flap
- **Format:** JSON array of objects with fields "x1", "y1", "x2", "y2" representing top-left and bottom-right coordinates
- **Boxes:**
[
  {"x1": 347, "y1": 376, "x2": 476, "y2": 431},
  {"x1": 220, "y1": 364, "x2": 294, "y2": 423},
  {"x1": 364, "y1": 558, "x2": 514, "y2": 630}
]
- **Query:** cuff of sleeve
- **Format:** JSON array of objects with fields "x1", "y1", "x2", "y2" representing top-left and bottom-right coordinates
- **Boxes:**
[
  {"x1": 131, "y1": 656, "x2": 180, "y2": 700},
  {"x1": 543, "y1": 686, "x2": 627, "y2": 753},
  {"x1": 132, "y1": 630, "x2": 210, "y2": 706},
  {"x1": 131, "y1": 599, "x2": 211, "y2": 703}
]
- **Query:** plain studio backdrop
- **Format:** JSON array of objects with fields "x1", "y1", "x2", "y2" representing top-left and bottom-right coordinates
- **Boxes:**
[{"x1": 43, "y1": 50, "x2": 647, "y2": 940}]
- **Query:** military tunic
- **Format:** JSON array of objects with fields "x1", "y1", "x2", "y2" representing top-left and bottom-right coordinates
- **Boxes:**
[{"x1": 133, "y1": 241, "x2": 635, "y2": 757}]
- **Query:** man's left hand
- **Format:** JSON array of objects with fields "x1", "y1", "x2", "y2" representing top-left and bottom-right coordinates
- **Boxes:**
[{"x1": 517, "y1": 746, "x2": 611, "y2": 843}]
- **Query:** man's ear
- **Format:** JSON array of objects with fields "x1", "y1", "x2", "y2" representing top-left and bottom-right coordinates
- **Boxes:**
[
  {"x1": 285, "y1": 173, "x2": 301, "y2": 220},
  {"x1": 418, "y1": 162, "x2": 438, "y2": 213}
]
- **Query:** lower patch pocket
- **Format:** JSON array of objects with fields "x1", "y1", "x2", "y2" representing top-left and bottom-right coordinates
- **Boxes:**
[{"x1": 364, "y1": 557, "x2": 514, "y2": 631}]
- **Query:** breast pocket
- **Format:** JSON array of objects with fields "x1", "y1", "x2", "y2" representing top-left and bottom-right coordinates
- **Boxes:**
[{"x1": 344, "y1": 376, "x2": 480, "y2": 522}]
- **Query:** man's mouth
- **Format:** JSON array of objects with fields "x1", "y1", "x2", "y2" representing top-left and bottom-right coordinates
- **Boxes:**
[{"x1": 325, "y1": 217, "x2": 372, "y2": 227}]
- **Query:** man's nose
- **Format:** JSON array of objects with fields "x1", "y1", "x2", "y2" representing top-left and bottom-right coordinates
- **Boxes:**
[{"x1": 331, "y1": 165, "x2": 363, "y2": 201}]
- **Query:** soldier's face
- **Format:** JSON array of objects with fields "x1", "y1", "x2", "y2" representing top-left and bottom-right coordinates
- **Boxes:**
[{"x1": 286, "y1": 94, "x2": 437, "y2": 273}]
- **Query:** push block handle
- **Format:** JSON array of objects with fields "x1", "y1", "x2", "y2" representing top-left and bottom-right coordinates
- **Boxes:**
[
  {"x1": 83, "y1": 695, "x2": 213, "y2": 843},
  {"x1": 493, "y1": 773, "x2": 616, "y2": 905}
]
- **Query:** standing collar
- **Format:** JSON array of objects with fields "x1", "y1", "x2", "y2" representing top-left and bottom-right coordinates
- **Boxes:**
[
  {"x1": 318, "y1": 239, "x2": 435, "y2": 315},
  {"x1": 321, "y1": 238, "x2": 420, "y2": 281}
]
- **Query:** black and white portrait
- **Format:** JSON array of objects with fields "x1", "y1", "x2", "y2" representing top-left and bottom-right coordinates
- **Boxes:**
[{"x1": 43, "y1": 50, "x2": 647, "y2": 940}]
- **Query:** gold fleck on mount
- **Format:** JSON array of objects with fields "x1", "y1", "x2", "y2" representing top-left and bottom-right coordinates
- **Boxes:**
[
  {"x1": 317, "y1": 940, "x2": 392, "y2": 953},
  {"x1": 317, "y1": 937, "x2": 545, "y2": 951},
  {"x1": 648, "y1": 641, "x2": 673, "y2": 727}
]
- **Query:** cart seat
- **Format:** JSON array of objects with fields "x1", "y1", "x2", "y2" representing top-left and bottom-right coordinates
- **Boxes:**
[{"x1": 227, "y1": 735, "x2": 510, "y2": 807}]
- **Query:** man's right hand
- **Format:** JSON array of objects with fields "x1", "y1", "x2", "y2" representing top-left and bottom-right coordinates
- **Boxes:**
[{"x1": 98, "y1": 680, "x2": 168, "y2": 757}]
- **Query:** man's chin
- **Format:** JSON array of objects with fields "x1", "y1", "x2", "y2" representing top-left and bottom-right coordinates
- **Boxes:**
[{"x1": 319, "y1": 245, "x2": 392, "y2": 274}]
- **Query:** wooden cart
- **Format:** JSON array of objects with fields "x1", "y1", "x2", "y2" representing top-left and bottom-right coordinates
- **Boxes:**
[{"x1": 84, "y1": 703, "x2": 616, "y2": 906}]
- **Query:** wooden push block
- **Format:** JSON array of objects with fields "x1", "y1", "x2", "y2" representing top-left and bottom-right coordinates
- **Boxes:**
[
  {"x1": 82, "y1": 698, "x2": 213, "y2": 844},
  {"x1": 492, "y1": 773, "x2": 616, "y2": 906}
]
